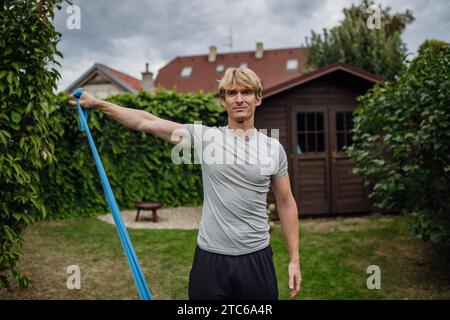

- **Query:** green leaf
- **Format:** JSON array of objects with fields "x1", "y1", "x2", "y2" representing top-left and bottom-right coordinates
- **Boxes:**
[
  {"x1": 11, "y1": 62, "x2": 20, "y2": 71},
  {"x1": 372, "y1": 159, "x2": 385, "y2": 166},
  {"x1": 9, "y1": 122, "x2": 20, "y2": 130},
  {"x1": 18, "y1": 276, "x2": 29, "y2": 289},
  {"x1": 0, "y1": 130, "x2": 11, "y2": 139},
  {"x1": 26, "y1": 102, "x2": 33, "y2": 114},
  {"x1": 3, "y1": 226, "x2": 16, "y2": 241},
  {"x1": 11, "y1": 111, "x2": 21, "y2": 123},
  {"x1": 0, "y1": 131, "x2": 9, "y2": 146},
  {"x1": 7, "y1": 72, "x2": 14, "y2": 84}
]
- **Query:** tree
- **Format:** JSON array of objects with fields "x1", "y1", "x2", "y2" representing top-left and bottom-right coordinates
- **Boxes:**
[
  {"x1": 418, "y1": 39, "x2": 449, "y2": 55},
  {"x1": 346, "y1": 41, "x2": 450, "y2": 244},
  {"x1": 0, "y1": 0, "x2": 63, "y2": 288},
  {"x1": 305, "y1": 0, "x2": 415, "y2": 80},
  {"x1": 344, "y1": 0, "x2": 414, "y2": 38}
]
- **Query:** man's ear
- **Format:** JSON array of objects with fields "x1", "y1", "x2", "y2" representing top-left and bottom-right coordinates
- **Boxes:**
[{"x1": 255, "y1": 95, "x2": 262, "y2": 107}]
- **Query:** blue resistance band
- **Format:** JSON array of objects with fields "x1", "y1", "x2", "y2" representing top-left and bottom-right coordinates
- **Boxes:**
[{"x1": 73, "y1": 88, "x2": 152, "y2": 300}]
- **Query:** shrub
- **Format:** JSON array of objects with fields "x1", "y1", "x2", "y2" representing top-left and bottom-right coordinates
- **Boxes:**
[
  {"x1": 347, "y1": 43, "x2": 450, "y2": 243},
  {"x1": 0, "y1": 0, "x2": 63, "y2": 288}
]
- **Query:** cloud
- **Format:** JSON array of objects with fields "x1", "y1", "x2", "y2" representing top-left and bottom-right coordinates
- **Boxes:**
[{"x1": 53, "y1": 0, "x2": 450, "y2": 91}]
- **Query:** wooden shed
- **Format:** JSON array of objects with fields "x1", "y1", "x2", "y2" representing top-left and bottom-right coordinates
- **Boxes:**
[{"x1": 256, "y1": 63, "x2": 383, "y2": 217}]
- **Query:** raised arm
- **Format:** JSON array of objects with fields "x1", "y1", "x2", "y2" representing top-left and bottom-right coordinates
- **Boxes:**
[{"x1": 69, "y1": 91, "x2": 189, "y2": 146}]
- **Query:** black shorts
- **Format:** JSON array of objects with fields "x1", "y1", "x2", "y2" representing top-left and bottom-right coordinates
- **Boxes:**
[{"x1": 188, "y1": 245, "x2": 278, "y2": 300}]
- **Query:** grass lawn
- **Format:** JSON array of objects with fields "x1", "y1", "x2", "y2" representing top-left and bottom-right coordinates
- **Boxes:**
[{"x1": 0, "y1": 212, "x2": 449, "y2": 300}]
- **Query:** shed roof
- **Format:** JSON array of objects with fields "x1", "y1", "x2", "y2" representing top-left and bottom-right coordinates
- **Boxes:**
[{"x1": 263, "y1": 62, "x2": 383, "y2": 98}]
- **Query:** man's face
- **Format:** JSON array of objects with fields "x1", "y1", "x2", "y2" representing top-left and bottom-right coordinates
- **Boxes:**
[{"x1": 220, "y1": 83, "x2": 262, "y2": 122}]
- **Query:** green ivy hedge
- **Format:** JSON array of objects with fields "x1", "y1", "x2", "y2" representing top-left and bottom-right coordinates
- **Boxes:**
[
  {"x1": 42, "y1": 90, "x2": 226, "y2": 219},
  {"x1": 347, "y1": 42, "x2": 450, "y2": 243},
  {"x1": 0, "y1": 0, "x2": 63, "y2": 289}
]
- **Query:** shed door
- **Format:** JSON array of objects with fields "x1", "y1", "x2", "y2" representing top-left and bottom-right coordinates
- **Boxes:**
[
  {"x1": 291, "y1": 106, "x2": 330, "y2": 215},
  {"x1": 330, "y1": 108, "x2": 370, "y2": 213},
  {"x1": 291, "y1": 106, "x2": 370, "y2": 215}
]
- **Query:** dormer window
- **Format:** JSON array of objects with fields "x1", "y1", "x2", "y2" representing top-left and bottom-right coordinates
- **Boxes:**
[
  {"x1": 286, "y1": 59, "x2": 299, "y2": 71},
  {"x1": 216, "y1": 64, "x2": 225, "y2": 72},
  {"x1": 180, "y1": 66, "x2": 192, "y2": 77}
]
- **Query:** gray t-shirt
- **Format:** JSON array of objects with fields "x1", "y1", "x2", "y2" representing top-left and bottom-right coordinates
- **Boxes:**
[{"x1": 183, "y1": 124, "x2": 288, "y2": 255}]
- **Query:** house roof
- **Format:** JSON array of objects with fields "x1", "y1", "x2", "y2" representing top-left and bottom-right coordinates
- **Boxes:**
[
  {"x1": 154, "y1": 47, "x2": 308, "y2": 94},
  {"x1": 263, "y1": 62, "x2": 384, "y2": 98},
  {"x1": 64, "y1": 51, "x2": 383, "y2": 98},
  {"x1": 65, "y1": 63, "x2": 142, "y2": 93}
]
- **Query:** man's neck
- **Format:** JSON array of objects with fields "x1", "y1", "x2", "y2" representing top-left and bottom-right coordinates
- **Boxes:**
[{"x1": 227, "y1": 118, "x2": 255, "y2": 137}]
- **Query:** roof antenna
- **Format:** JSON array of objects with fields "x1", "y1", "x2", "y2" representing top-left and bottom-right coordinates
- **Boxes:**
[{"x1": 228, "y1": 25, "x2": 233, "y2": 53}]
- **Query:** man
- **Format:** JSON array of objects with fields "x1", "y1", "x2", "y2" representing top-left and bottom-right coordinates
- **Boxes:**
[{"x1": 69, "y1": 67, "x2": 301, "y2": 300}]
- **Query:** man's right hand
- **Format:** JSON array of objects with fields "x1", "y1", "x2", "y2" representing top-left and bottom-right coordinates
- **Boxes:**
[{"x1": 68, "y1": 91, "x2": 99, "y2": 109}]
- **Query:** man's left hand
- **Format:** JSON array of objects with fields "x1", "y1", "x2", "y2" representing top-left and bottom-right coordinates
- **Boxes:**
[{"x1": 288, "y1": 261, "x2": 301, "y2": 299}]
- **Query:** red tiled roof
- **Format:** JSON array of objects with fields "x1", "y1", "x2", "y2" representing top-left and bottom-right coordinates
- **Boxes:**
[
  {"x1": 65, "y1": 63, "x2": 142, "y2": 93},
  {"x1": 100, "y1": 64, "x2": 142, "y2": 91},
  {"x1": 155, "y1": 47, "x2": 308, "y2": 94}
]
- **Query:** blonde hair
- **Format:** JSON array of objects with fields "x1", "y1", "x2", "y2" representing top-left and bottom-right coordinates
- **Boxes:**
[{"x1": 218, "y1": 67, "x2": 262, "y2": 98}]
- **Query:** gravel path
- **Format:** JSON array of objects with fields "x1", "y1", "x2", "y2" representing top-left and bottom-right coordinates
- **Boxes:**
[{"x1": 97, "y1": 205, "x2": 203, "y2": 230}]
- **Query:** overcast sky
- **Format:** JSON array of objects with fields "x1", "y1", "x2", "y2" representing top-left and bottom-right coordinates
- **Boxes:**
[{"x1": 52, "y1": 0, "x2": 450, "y2": 91}]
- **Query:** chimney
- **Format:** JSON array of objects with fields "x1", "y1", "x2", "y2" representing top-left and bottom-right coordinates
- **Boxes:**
[
  {"x1": 255, "y1": 42, "x2": 264, "y2": 59},
  {"x1": 141, "y1": 62, "x2": 154, "y2": 94},
  {"x1": 208, "y1": 46, "x2": 217, "y2": 63}
]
